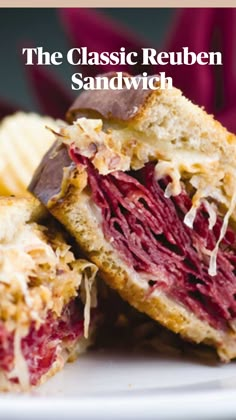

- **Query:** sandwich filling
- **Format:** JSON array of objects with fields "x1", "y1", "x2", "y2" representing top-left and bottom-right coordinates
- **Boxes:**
[
  {"x1": 0, "y1": 219, "x2": 97, "y2": 389},
  {"x1": 56, "y1": 114, "x2": 236, "y2": 335},
  {"x1": 70, "y1": 151, "x2": 236, "y2": 332}
]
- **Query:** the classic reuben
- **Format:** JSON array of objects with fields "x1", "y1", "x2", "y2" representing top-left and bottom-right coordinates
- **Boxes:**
[{"x1": 30, "y1": 73, "x2": 236, "y2": 361}]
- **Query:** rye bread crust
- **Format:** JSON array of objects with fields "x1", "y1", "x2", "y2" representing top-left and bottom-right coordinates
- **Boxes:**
[{"x1": 67, "y1": 73, "x2": 154, "y2": 123}]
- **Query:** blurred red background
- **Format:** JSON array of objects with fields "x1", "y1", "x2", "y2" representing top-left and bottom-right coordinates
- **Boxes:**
[{"x1": 0, "y1": 8, "x2": 235, "y2": 132}]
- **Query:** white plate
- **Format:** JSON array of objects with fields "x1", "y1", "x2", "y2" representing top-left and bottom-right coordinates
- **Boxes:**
[{"x1": 1, "y1": 348, "x2": 236, "y2": 419}]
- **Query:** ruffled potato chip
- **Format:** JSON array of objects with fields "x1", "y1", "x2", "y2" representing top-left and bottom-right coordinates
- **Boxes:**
[{"x1": 0, "y1": 113, "x2": 60, "y2": 196}]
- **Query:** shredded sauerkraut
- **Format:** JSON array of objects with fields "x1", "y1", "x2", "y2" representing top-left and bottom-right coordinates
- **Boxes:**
[
  {"x1": 208, "y1": 190, "x2": 236, "y2": 276},
  {"x1": 7, "y1": 327, "x2": 29, "y2": 390},
  {"x1": 154, "y1": 159, "x2": 236, "y2": 277},
  {"x1": 74, "y1": 261, "x2": 98, "y2": 338}
]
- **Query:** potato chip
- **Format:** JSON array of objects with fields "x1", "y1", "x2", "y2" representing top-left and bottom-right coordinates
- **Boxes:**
[{"x1": 0, "y1": 113, "x2": 60, "y2": 196}]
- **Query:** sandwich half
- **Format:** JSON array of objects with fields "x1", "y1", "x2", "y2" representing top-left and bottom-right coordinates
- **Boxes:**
[
  {"x1": 0, "y1": 196, "x2": 97, "y2": 391},
  {"x1": 30, "y1": 74, "x2": 236, "y2": 361}
]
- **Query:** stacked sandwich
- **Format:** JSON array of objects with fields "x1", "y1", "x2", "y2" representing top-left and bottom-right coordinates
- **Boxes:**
[{"x1": 3, "y1": 73, "x2": 236, "y2": 391}]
